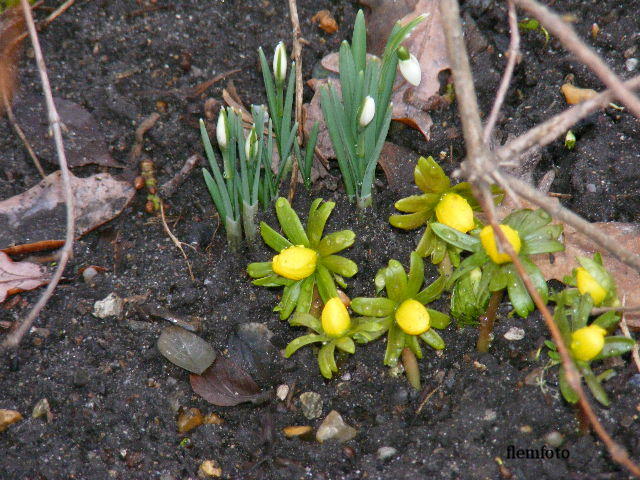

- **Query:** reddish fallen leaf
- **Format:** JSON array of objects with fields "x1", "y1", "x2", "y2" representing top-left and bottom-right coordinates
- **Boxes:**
[
  {"x1": 378, "y1": 142, "x2": 419, "y2": 195},
  {"x1": 0, "y1": 251, "x2": 49, "y2": 303},
  {"x1": 0, "y1": 7, "x2": 25, "y2": 114},
  {"x1": 0, "y1": 171, "x2": 135, "y2": 249},
  {"x1": 190, "y1": 355, "x2": 271, "y2": 407},
  {"x1": 12, "y1": 94, "x2": 123, "y2": 168},
  {"x1": 535, "y1": 222, "x2": 640, "y2": 319},
  {"x1": 1, "y1": 240, "x2": 65, "y2": 256}
]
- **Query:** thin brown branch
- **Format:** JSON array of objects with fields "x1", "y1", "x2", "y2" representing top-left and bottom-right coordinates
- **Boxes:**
[
  {"x1": 159, "y1": 153, "x2": 201, "y2": 198},
  {"x1": 13, "y1": 0, "x2": 75, "y2": 45},
  {"x1": 2, "y1": 91, "x2": 46, "y2": 178},
  {"x1": 619, "y1": 297, "x2": 640, "y2": 374},
  {"x1": 502, "y1": 174, "x2": 640, "y2": 274},
  {"x1": 287, "y1": 0, "x2": 303, "y2": 203},
  {"x1": 159, "y1": 203, "x2": 194, "y2": 282},
  {"x1": 479, "y1": 185, "x2": 640, "y2": 477},
  {"x1": 513, "y1": 0, "x2": 640, "y2": 118},
  {"x1": 483, "y1": 0, "x2": 519, "y2": 143},
  {"x1": 497, "y1": 75, "x2": 640, "y2": 166},
  {"x1": 2, "y1": 0, "x2": 75, "y2": 350},
  {"x1": 439, "y1": 0, "x2": 485, "y2": 162}
]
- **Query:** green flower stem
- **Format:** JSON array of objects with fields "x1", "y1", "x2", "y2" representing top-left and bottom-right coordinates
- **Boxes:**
[
  {"x1": 225, "y1": 217, "x2": 242, "y2": 252},
  {"x1": 242, "y1": 202, "x2": 258, "y2": 245},
  {"x1": 476, "y1": 290, "x2": 503, "y2": 353}
]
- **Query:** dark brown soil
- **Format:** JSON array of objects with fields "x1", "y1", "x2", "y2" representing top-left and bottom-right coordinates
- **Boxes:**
[{"x1": 1, "y1": 1, "x2": 639, "y2": 479}]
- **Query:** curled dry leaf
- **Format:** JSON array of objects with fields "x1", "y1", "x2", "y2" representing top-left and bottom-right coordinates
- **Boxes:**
[
  {"x1": 0, "y1": 171, "x2": 135, "y2": 249},
  {"x1": 311, "y1": 10, "x2": 338, "y2": 34},
  {"x1": 377, "y1": 142, "x2": 419, "y2": 194},
  {"x1": 535, "y1": 222, "x2": 640, "y2": 318},
  {"x1": 12, "y1": 94, "x2": 123, "y2": 168},
  {"x1": 0, "y1": 251, "x2": 49, "y2": 303},
  {"x1": 561, "y1": 83, "x2": 598, "y2": 105},
  {"x1": 190, "y1": 355, "x2": 271, "y2": 407},
  {"x1": 157, "y1": 326, "x2": 217, "y2": 375}
]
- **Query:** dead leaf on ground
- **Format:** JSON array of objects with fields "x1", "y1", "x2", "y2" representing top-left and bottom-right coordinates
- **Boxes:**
[
  {"x1": 190, "y1": 355, "x2": 271, "y2": 407},
  {"x1": 0, "y1": 7, "x2": 25, "y2": 114},
  {"x1": 378, "y1": 142, "x2": 419, "y2": 195},
  {"x1": 12, "y1": 94, "x2": 123, "y2": 168},
  {"x1": 535, "y1": 222, "x2": 640, "y2": 319},
  {"x1": 0, "y1": 251, "x2": 49, "y2": 303},
  {"x1": 311, "y1": 10, "x2": 338, "y2": 34},
  {"x1": 0, "y1": 171, "x2": 135, "y2": 249}
]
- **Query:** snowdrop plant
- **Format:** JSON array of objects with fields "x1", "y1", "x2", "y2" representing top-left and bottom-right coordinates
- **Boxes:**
[
  {"x1": 321, "y1": 10, "x2": 425, "y2": 209},
  {"x1": 202, "y1": 105, "x2": 279, "y2": 248},
  {"x1": 258, "y1": 42, "x2": 318, "y2": 190}
]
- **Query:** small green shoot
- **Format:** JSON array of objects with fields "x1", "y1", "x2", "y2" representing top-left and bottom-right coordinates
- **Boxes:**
[{"x1": 518, "y1": 18, "x2": 550, "y2": 45}]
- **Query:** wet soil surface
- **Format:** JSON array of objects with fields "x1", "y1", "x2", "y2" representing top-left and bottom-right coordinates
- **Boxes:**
[{"x1": 1, "y1": 1, "x2": 640, "y2": 479}]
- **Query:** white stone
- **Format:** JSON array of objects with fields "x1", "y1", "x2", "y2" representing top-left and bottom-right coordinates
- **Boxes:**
[
  {"x1": 93, "y1": 293, "x2": 124, "y2": 319},
  {"x1": 504, "y1": 327, "x2": 525, "y2": 341},
  {"x1": 316, "y1": 410, "x2": 357, "y2": 443}
]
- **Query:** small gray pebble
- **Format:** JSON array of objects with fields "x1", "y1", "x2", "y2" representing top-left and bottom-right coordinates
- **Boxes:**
[{"x1": 73, "y1": 369, "x2": 90, "y2": 387}]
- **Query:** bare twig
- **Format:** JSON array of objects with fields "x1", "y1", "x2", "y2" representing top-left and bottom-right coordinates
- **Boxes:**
[
  {"x1": 483, "y1": 0, "x2": 519, "y2": 143},
  {"x1": 13, "y1": 0, "x2": 76, "y2": 45},
  {"x1": 159, "y1": 203, "x2": 194, "y2": 282},
  {"x1": 481, "y1": 186, "x2": 640, "y2": 477},
  {"x1": 2, "y1": 0, "x2": 75, "y2": 350},
  {"x1": 503, "y1": 174, "x2": 640, "y2": 273},
  {"x1": 440, "y1": 0, "x2": 640, "y2": 475},
  {"x1": 497, "y1": 75, "x2": 640, "y2": 166},
  {"x1": 130, "y1": 112, "x2": 160, "y2": 163},
  {"x1": 2, "y1": 91, "x2": 46, "y2": 178},
  {"x1": 513, "y1": 0, "x2": 640, "y2": 118},
  {"x1": 287, "y1": 0, "x2": 304, "y2": 202},
  {"x1": 619, "y1": 297, "x2": 640, "y2": 374},
  {"x1": 159, "y1": 153, "x2": 201, "y2": 198}
]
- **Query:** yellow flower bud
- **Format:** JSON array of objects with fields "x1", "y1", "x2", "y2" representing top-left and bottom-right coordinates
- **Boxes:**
[
  {"x1": 395, "y1": 299, "x2": 431, "y2": 335},
  {"x1": 570, "y1": 325, "x2": 607, "y2": 361},
  {"x1": 322, "y1": 297, "x2": 351, "y2": 338},
  {"x1": 479, "y1": 225, "x2": 521, "y2": 264},
  {"x1": 435, "y1": 193, "x2": 475, "y2": 233},
  {"x1": 576, "y1": 267, "x2": 607, "y2": 306},
  {"x1": 272, "y1": 246, "x2": 318, "y2": 280}
]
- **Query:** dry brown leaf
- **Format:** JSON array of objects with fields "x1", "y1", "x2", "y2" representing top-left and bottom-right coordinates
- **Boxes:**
[
  {"x1": 561, "y1": 83, "x2": 598, "y2": 105},
  {"x1": 12, "y1": 95, "x2": 123, "y2": 169},
  {"x1": 0, "y1": 171, "x2": 135, "y2": 249},
  {"x1": 390, "y1": 0, "x2": 451, "y2": 117},
  {"x1": 0, "y1": 251, "x2": 49, "y2": 303},
  {"x1": 0, "y1": 7, "x2": 24, "y2": 114},
  {"x1": 535, "y1": 222, "x2": 640, "y2": 318},
  {"x1": 377, "y1": 142, "x2": 418, "y2": 195},
  {"x1": 311, "y1": 10, "x2": 338, "y2": 34}
]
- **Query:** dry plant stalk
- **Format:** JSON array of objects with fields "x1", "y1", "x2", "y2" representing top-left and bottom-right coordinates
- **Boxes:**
[
  {"x1": 287, "y1": 0, "x2": 304, "y2": 202},
  {"x1": 439, "y1": 0, "x2": 640, "y2": 475},
  {"x1": 2, "y1": 0, "x2": 75, "y2": 351}
]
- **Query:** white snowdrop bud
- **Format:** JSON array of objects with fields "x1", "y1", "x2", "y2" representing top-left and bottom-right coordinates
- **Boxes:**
[
  {"x1": 273, "y1": 41, "x2": 287, "y2": 86},
  {"x1": 397, "y1": 46, "x2": 421, "y2": 87},
  {"x1": 216, "y1": 109, "x2": 228, "y2": 150},
  {"x1": 358, "y1": 96, "x2": 375, "y2": 128}
]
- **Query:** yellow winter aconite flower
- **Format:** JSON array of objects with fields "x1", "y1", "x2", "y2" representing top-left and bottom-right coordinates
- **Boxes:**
[
  {"x1": 321, "y1": 297, "x2": 351, "y2": 338},
  {"x1": 395, "y1": 299, "x2": 431, "y2": 335},
  {"x1": 435, "y1": 193, "x2": 475, "y2": 233},
  {"x1": 570, "y1": 325, "x2": 607, "y2": 361},
  {"x1": 272, "y1": 246, "x2": 318, "y2": 280},
  {"x1": 479, "y1": 225, "x2": 521, "y2": 264},
  {"x1": 576, "y1": 267, "x2": 607, "y2": 306}
]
